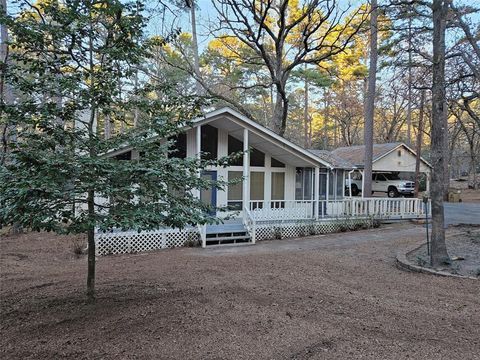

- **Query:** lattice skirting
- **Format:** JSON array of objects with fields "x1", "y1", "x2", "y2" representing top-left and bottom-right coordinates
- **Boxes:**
[
  {"x1": 255, "y1": 218, "x2": 375, "y2": 241},
  {"x1": 95, "y1": 228, "x2": 200, "y2": 256}
]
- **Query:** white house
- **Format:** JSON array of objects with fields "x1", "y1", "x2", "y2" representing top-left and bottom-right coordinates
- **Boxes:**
[
  {"x1": 96, "y1": 108, "x2": 430, "y2": 255},
  {"x1": 331, "y1": 143, "x2": 432, "y2": 195}
]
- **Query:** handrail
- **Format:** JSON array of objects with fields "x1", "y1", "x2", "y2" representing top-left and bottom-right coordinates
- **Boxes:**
[
  {"x1": 243, "y1": 206, "x2": 256, "y2": 244},
  {"x1": 197, "y1": 223, "x2": 207, "y2": 248}
]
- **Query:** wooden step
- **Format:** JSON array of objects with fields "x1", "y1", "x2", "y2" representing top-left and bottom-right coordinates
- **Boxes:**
[
  {"x1": 206, "y1": 232, "x2": 248, "y2": 238},
  {"x1": 205, "y1": 235, "x2": 251, "y2": 246}
]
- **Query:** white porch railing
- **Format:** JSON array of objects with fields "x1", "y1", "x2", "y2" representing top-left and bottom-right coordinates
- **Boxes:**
[
  {"x1": 249, "y1": 200, "x2": 315, "y2": 221},
  {"x1": 248, "y1": 198, "x2": 430, "y2": 222}
]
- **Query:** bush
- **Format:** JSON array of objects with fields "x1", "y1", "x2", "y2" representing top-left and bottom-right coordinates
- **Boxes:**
[{"x1": 72, "y1": 239, "x2": 86, "y2": 258}]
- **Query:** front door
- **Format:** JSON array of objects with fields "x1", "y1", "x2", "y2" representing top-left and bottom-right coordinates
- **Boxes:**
[{"x1": 200, "y1": 170, "x2": 217, "y2": 215}]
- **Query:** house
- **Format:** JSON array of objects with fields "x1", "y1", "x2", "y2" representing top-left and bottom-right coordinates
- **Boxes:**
[
  {"x1": 330, "y1": 143, "x2": 432, "y2": 195},
  {"x1": 96, "y1": 108, "x2": 429, "y2": 255}
]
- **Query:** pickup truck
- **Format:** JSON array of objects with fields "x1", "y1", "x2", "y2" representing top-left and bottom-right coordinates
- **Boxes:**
[{"x1": 345, "y1": 172, "x2": 415, "y2": 198}]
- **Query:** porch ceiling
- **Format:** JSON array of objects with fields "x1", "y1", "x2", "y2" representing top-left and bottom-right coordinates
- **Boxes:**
[{"x1": 206, "y1": 115, "x2": 326, "y2": 168}]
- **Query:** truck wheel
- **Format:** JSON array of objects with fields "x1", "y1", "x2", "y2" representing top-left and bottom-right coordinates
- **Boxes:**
[
  {"x1": 351, "y1": 184, "x2": 359, "y2": 196},
  {"x1": 388, "y1": 186, "x2": 399, "y2": 198}
]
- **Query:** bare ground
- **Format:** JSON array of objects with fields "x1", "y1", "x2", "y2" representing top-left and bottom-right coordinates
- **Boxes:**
[
  {"x1": 1, "y1": 224, "x2": 479, "y2": 359},
  {"x1": 408, "y1": 226, "x2": 480, "y2": 277}
]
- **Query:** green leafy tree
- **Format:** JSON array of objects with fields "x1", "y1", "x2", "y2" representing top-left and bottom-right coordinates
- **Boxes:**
[{"x1": 0, "y1": 0, "x2": 226, "y2": 301}]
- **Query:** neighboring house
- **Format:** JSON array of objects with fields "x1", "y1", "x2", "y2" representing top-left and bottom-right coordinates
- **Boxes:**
[
  {"x1": 330, "y1": 143, "x2": 432, "y2": 196},
  {"x1": 96, "y1": 108, "x2": 430, "y2": 255}
]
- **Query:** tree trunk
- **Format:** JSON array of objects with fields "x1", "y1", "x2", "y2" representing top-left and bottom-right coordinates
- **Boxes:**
[
  {"x1": 189, "y1": 1, "x2": 202, "y2": 95},
  {"x1": 470, "y1": 146, "x2": 477, "y2": 190},
  {"x1": 324, "y1": 88, "x2": 330, "y2": 149},
  {"x1": 304, "y1": 67, "x2": 310, "y2": 148},
  {"x1": 272, "y1": 86, "x2": 288, "y2": 136},
  {"x1": 86, "y1": 190, "x2": 96, "y2": 302},
  {"x1": 406, "y1": 14, "x2": 413, "y2": 146},
  {"x1": 363, "y1": 0, "x2": 378, "y2": 197},
  {"x1": 414, "y1": 90, "x2": 425, "y2": 197},
  {"x1": 430, "y1": 0, "x2": 450, "y2": 267},
  {"x1": 1, "y1": 0, "x2": 21, "y2": 234},
  {"x1": 0, "y1": 0, "x2": 13, "y2": 165}
]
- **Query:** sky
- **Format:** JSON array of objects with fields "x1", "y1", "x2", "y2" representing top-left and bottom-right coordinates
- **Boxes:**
[{"x1": 146, "y1": 0, "x2": 479, "y2": 52}]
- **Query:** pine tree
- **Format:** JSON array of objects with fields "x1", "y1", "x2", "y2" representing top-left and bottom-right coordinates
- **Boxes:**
[{"x1": 0, "y1": 0, "x2": 226, "y2": 301}]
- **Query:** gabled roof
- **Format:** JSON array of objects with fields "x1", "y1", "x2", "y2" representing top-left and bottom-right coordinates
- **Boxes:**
[
  {"x1": 106, "y1": 107, "x2": 335, "y2": 169},
  {"x1": 191, "y1": 107, "x2": 334, "y2": 169},
  {"x1": 308, "y1": 149, "x2": 355, "y2": 169},
  {"x1": 331, "y1": 142, "x2": 432, "y2": 169}
]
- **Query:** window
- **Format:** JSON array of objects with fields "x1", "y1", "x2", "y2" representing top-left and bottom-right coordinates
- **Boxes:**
[
  {"x1": 114, "y1": 151, "x2": 132, "y2": 160},
  {"x1": 296, "y1": 167, "x2": 313, "y2": 200},
  {"x1": 271, "y1": 172, "x2": 285, "y2": 200},
  {"x1": 384, "y1": 173, "x2": 401, "y2": 180},
  {"x1": 328, "y1": 171, "x2": 335, "y2": 197},
  {"x1": 250, "y1": 172, "x2": 264, "y2": 200},
  {"x1": 227, "y1": 135, "x2": 265, "y2": 167},
  {"x1": 168, "y1": 133, "x2": 187, "y2": 159},
  {"x1": 201, "y1": 125, "x2": 218, "y2": 160},
  {"x1": 336, "y1": 170, "x2": 344, "y2": 199},
  {"x1": 271, "y1": 157, "x2": 285, "y2": 168},
  {"x1": 296, "y1": 168, "x2": 304, "y2": 199},
  {"x1": 228, "y1": 135, "x2": 243, "y2": 166},
  {"x1": 250, "y1": 148, "x2": 265, "y2": 167},
  {"x1": 398, "y1": 150, "x2": 402, "y2": 157},
  {"x1": 227, "y1": 171, "x2": 243, "y2": 210},
  {"x1": 318, "y1": 173, "x2": 327, "y2": 200}
]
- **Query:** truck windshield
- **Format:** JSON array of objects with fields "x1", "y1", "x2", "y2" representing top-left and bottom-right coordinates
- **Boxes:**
[{"x1": 384, "y1": 173, "x2": 401, "y2": 180}]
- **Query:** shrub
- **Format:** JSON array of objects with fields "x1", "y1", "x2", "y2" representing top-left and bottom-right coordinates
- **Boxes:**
[
  {"x1": 274, "y1": 227, "x2": 282, "y2": 240},
  {"x1": 72, "y1": 239, "x2": 86, "y2": 258}
]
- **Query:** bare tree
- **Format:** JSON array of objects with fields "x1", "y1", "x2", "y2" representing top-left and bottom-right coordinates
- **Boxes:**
[
  {"x1": 363, "y1": 0, "x2": 378, "y2": 197},
  {"x1": 211, "y1": 0, "x2": 367, "y2": 135},
  {"x1": 430, "y1": 0, "x2": 450, "y2": 267}
]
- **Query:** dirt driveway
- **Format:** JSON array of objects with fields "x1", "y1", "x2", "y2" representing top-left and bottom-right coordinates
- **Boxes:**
[{"x1": 1, "y1": 224, "x2": 479, "y2": 359}]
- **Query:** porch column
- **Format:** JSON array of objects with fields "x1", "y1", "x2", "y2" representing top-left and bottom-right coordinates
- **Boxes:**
[
  {"x1": 426, "y1": 172, "x2": 431, "y2": 194},
  {"x1": 242, "y1": 128, "x2": 250, "y2": 211},
  {"x1": 314, "y1": 166, "x2": 320, "y2": 220},
  {"x1": 195, "y1": 125, "x2": 201, "y2": 199},
  {"x1": 348, "y1": 170, "x2": 353, "y2": 197},
  {"x1": 326, "y1": 170, "x2": 330, "y2": 202},
  {"x1": 360, "y1": 170, "x2": 365, "y2": 198}
]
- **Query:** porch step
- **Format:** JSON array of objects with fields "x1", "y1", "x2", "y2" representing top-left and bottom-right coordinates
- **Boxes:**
[{"x1": 205, "y1": 223, "x2": 251, "y2": 246}]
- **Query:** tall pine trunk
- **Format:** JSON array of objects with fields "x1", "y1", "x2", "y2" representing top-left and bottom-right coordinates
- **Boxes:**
[
  {"x1": 304, "y1": 67, "x2": 310, "y2": 148},
  {"x1": 1, "y1": 0, "x2": 11, "y2": 164},
  {"x1": 414, "y1": 90, "x2": 425, "y2": 197},
  {"x1": 190, "y1": 1, "x2": 202, "y2": 95},
  {"x1": 363, "y1": 0, "x2": 378, "y2": 197},
  {"x1": 406, "y1": 14, "x2": 413, "y2": 145},
  {"x1": 86, "y1": 190, "x2": 96, "y2": 301},
  {"x1": 86, "y1": 14, "x2": 97, "y2": 302},
  {"x1": 430, "y1": 0, "x2": 450, "y2": 267},
  {"x1": 324, "y1": 88, "x2": 330, "y2": 148}
]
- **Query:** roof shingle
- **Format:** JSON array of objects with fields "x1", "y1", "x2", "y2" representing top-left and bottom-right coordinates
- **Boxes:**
[{"x1": 330, "y1": 143, "x2": 402, "y2": 168}]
